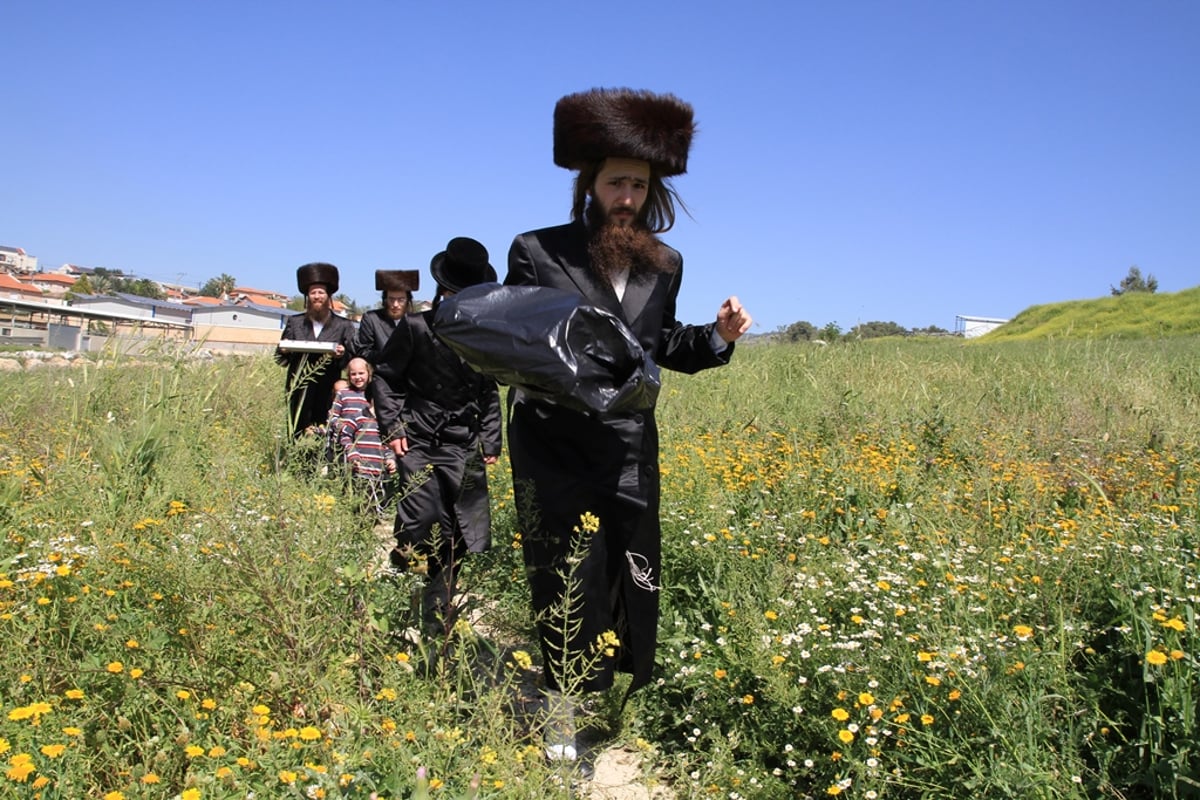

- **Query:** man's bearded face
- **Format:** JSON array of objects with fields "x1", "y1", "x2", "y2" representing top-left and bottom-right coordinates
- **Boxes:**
[
  {"x1": 586, "y1": 158, "x2": 673, "y2": 284},
  {"x1": 306, "y1": 285, "x2": 332, "y2": 317},
  {"x1": 591, "y1": 157, "x2": 649, "y2": 227}
]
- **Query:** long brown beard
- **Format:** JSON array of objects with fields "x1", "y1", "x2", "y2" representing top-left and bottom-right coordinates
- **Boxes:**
[{"x1": 586, "y1": 202, "x2": 676, "y2": 287}]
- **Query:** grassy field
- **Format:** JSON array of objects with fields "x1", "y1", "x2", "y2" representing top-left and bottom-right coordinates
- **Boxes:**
[
  {"x1": 1, "y1": 335, "x2": 1197, "y2": 799},
  {"x1": 982, "y1": 285, "x2": 1200, "y2": 341}
]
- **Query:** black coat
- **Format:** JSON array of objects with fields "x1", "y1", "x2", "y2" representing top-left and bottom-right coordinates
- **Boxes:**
[
  {"x1": 504, "y1": 220, "x2": 732, "y2": 693},
  {"x1": 274, "y1": 311, "x2": 356, "y2": 437},
  {"x1": 380, "y1": 309, "x2": 502, "y2": 554},
  {"x1": 352, "y1": 308, "x2": 406, "y2": 439}
]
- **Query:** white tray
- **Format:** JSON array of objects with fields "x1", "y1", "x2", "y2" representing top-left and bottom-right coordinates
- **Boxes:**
[{"x1": 278, "y1": 339, "x2": 339, "y2": 354}]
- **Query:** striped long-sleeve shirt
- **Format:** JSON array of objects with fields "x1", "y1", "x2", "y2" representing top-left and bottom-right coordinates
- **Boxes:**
[{"x1": 329, "y1": 388, "x2": 395, "y2": 478}]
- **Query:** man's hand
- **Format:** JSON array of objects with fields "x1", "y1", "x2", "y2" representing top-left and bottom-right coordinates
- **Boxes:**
[
  {"x1": 716, "y1": 296, "x2": 752, "y2": 343},
  {"x1": 389, "y1": 437, "x2": 410, "y2": 457}
]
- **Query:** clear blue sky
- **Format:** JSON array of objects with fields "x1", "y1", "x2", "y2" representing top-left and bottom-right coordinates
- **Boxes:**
[{"x1": 5, "y1": 1, "x2": 1197, "y2": 333}]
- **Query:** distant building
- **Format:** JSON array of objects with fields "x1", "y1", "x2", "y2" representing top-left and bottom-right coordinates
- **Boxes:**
[
  {"x1": 190, "y1": 302, "x2": 293, "y2": 353},
  {"x1": 0, "y1": 246, "x2": 38, "y2": 274},
  {"x1": 25, "y1": 272, "x2": 77, "y2": 298},
  {"x1": 955, "y1": 315, "x2": 1008, "y2": 338},
  {"x1": 0, "y1": 256, "x2": 381, "y2": 351},
  {"x1": 236, "y1": 292, "x2": 285, "y2": 308},
  {"x1": 182, "y1": 295, "x2": 223, "y2": 307},
  {"x1": 233, "y1": 286, "x2": 289, "y2": 304},
  {"x1": 0, "y1": 272, "x2": 45, "y2": 301},
  {"x1": 69, "y1": 293, "x2": 193, "y2": 327},
  {"x1": 59, "y1": 263, "x2": 101, "y2": 277}
]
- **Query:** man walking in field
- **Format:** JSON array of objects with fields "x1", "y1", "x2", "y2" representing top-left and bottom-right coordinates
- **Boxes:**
[
  {"x1": 502, "y1": 87, "x2": 752, "y2": 764},
  {"x1": 378, "y1": 238, "x2": 503, "y2": 639},
  {"x1": 353, "y1": 269, "x2": 420, "y2": 450},
  {"x1": 275, "y1": 263, "x2": 356, "y2": 439}
]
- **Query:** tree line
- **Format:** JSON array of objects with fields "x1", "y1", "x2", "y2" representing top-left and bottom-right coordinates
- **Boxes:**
[
  {"x1": 67, "y1": 268, "x2": 166, "y2": 301},
  {"x1": 776, "y1": 319, "x2": 951, "y2": 343},
  {"x1": 777, "y1": 265, "x2": 1160, "y2": 343}
]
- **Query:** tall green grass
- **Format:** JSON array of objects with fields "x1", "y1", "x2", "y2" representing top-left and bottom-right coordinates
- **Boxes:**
[
  {"x1": 1, "y1": 336, "x2": 1197, "y2": 798},
  {"x1": 984, "y1": 285, "x2": 1200, "y2": 341}
]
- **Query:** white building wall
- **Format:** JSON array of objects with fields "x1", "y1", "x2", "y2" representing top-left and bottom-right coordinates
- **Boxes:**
[
  {"x1": 0, "y1": 247, "x2": 39, "y2": 273},
  {"x1": 190, "y1": 305, "x2": 290, "y2": 331},
  {"x1": 955, "y1": 315, "x2": 1009, "y2": 338}
]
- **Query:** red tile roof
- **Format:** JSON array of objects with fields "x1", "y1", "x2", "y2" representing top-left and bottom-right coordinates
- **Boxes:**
[{"x1": 0, "y1": 273, "x2": 44, "y2": 297}]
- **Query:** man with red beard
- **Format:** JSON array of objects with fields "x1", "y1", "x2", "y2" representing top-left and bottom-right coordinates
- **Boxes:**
[
  {"x1": 503, "y1": 88, "x2": 752, "y2": 766},
  {"x1": 275, "y1": 262, "x2": 355, "y2": 439}
]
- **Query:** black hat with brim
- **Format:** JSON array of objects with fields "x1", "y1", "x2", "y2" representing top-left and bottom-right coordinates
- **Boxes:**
[{"x1": 430, "y1": 237, "x2": 497, "y2": 294}]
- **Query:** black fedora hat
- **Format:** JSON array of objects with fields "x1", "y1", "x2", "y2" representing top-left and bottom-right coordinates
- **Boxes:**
[{"x1": 430, "y1": 237, "x2": 496, "y2": 293}]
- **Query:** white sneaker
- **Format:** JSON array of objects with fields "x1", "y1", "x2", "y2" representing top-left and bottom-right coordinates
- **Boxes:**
[
  {"x1": 542, "y1": 689, "x2": 577, "y2": 763},
  {"x1": 545, "y1": 743, "x2": 578, "y2": 762}
]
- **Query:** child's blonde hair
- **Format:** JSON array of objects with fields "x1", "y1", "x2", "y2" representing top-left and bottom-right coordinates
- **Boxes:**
[{"x1": 347, "y1": 357, "x2": 374, "y2": 379}]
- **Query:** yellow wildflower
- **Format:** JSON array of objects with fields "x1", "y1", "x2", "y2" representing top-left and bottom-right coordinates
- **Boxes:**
[{"x1": 6, "y1": 753, "x2": 36, "y2": 782}]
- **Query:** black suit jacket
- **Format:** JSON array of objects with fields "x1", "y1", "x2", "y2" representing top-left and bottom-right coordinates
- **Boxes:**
[
  {"x1": 503, "y1": 220, "x2": 731, "y2": 693},
  {"x1": 274, "y1": 311, "x2": 356, "y2": 436},
  {"x1": 352, "y1": 308, "x2": 406, "y2": 439},
  {"x1": 506, "y1": 221, "x2": 729, "y2": 375}
]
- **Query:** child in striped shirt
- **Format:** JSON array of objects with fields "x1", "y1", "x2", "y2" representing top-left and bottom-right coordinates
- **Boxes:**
[{"x1": 329, "y1": 358, "x2": 396, "y2": 519}]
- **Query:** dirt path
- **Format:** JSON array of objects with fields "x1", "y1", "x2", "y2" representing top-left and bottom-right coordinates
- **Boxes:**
[
  {"x1": 372, "y1": 528, "x2": 674, "y2": 798},
  {"x1": 583, "y1": 748, "x2": 674, "y2": 799}
]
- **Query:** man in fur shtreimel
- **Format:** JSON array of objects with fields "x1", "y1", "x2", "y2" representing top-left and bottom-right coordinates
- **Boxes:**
[
  {"x1": 501, "y1": 87, "x2": 753, "y2": 765},
  {"x1": 275, "y1": 262, "x2": 356, "y2": 439},
  {"x1": 353, "y1": 268, "x2": 421, "y2": 447}
]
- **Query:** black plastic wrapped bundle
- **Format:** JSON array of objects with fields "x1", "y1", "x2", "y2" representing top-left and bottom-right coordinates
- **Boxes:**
[{"x1": 433, "y1": 283, "x2": 660, "y2": 414}]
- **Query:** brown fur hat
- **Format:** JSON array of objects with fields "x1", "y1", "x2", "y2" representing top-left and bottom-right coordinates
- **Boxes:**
[
  {"x1": 375, "y1": 269, "x2": 420, "y2": 292},
  {"x1": 296, "y1": 262, "x2": 339, "y2": 295},
  {"x1": 553, "y1": 88, "x2": 695, "y2": 176}
]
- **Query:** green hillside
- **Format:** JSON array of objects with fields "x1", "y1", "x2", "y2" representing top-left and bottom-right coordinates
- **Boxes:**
[{"x1": 983, "y1": 284, "x2": 1200, "y2": 340}]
